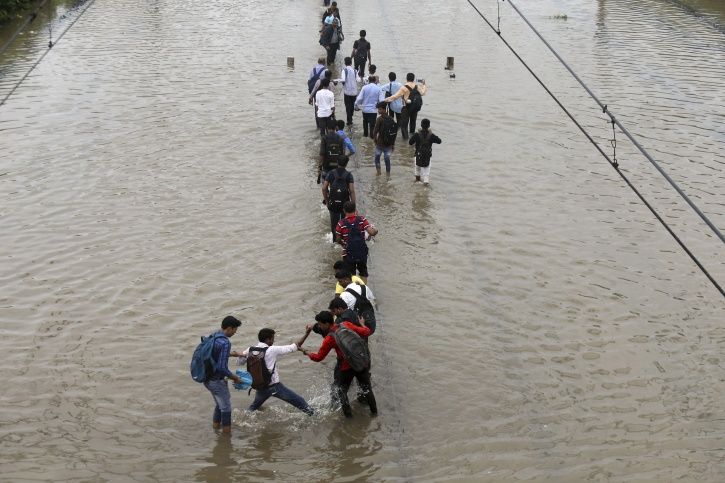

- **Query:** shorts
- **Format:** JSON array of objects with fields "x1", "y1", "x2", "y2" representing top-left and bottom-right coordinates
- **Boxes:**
[{"x1": 344, "y1": 257, "x2": 368, "y2": 278}]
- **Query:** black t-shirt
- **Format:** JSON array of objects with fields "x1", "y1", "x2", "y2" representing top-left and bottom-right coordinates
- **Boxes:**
[{"x1": 353, "y1": 38, "x2": 370, "y2": 60}]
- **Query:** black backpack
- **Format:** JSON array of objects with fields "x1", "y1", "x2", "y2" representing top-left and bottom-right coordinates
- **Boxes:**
[
  {"x1": 328, "y1": 170, "x2": 350, "y2": 213},
  {"x1": 344, "y1": 216, "x2": 369, "y2": 262},
  {"x1": 246, "y1": 346, "x2": 275, "y2": 390},
  {"x1": 379, "y1": 116, "x2": 397, "y2": 145},
  {"x1": 415, "y1": 131, "x2": 434, "y2": 167},
  {"x1": 323, "y1": 133, "x2": 344, "y2": 171},
  {"x1": 406, "y1": 85, "x2": 423, "y2": 113},
  {"x1": 332, "y1": 326, "x2": 370, "y2": 372}
]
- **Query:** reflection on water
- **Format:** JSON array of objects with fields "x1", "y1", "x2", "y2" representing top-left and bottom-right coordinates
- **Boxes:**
[{"x1": 195, "y1": 435, "x2": 237, "y2": 483}]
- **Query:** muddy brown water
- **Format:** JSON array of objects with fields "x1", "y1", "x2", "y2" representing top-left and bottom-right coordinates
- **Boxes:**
[{"x1": 1, "y1": 0, "x2": 724, "y2": 481}]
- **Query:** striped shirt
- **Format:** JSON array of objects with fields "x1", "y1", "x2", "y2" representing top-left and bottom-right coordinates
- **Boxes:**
[
  {"x1": 335, "y1": 215, "x2": 372, "y2": 256},
  {"x1": 211, "y1": 332, "x2": 235, "y2": 379}
]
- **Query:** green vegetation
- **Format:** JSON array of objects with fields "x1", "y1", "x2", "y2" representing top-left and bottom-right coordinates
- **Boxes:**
[{"x1": 0, "y1": 0, "x2": 34, "y2": 24}]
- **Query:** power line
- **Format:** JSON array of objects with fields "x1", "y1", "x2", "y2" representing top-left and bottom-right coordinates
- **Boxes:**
[
  {"x1": 506, "y1": 0, "x2": 724, "y2": 245},
  {"x1": 0, "y1": 0, "x2": 51, "y2": 57},
  {"x1": 464, "y1": 0, "x2": 723, "y2": 297},
  {"x1": 0, "y1": 0, "x2": 98, "y2": 108}
]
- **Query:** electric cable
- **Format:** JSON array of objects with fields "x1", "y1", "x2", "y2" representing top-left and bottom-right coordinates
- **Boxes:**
[
  {"x1": 464, "y1": 0, "x2": 723, "y2": 297},
  {"x1": 506, "y1": 0, "x2": 724, "y2": 245},
  {"x1": 0, "y1": 0, "x2": 98, "y2": 108},
  {"x1": 0, "y1": 0, "x2": 51, "y2": 57}
]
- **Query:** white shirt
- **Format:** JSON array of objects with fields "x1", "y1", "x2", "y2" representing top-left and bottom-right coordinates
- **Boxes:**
[
  {"x1": 340, "y1": 282, "x2": 375, "y2": 310},
  {"x1": 340, "y1": 66, "x2": 359, "y2": 96},
  {"x1": 315, "y1": 88, "x2": 335, "y2": 117},
  {"x1": 239, "y1": 342, "x2": 297, "y2": 385}
]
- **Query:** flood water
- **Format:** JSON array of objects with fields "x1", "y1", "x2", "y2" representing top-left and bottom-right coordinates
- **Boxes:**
[{"x1": 1, "y1": 0, "x2": 724, "y2": 481}]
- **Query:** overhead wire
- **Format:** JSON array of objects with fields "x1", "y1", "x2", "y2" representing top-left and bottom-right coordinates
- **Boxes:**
[
  {"x1": 0, "y1": 0, "x2": 98, "y2": 108},
  {"x1": 464, "y1": 0, "x2": 723, "y2": 298},
  {"x1": 506, "y1": 0, "x2": 724, "y2": 245},
  {"x1": 0, "y1": 0, "x2": 51, "y2": 57}
]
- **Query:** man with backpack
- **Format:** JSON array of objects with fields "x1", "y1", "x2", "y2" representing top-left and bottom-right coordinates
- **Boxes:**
[
  {"x1": 301, "y1": 311, "x2": 377, "y2": 418},
  {"x1": 351, "y1": 30, "x2": 371, "y2": 79},
  {"x1": 383, "y1": 73, "x2": 427, "y2": 135},
  {"x1": 333, "y1": 260, "x2": 364, "y2": 296},
  {"x1": 192, "y1": 316, "x2": 243, "y2": 434},
  {"x1": 335, "y1": 201, "x2": 378, "y2": 283},
  {"x1": 328, "y1": 296, "x2": 361, "y2": 326},
  {"x1": 307, "y1": 58, "x2": 327, "y2": 95},
  {"x1": 319, "y1": 120, "x2": 344, "y2": 184},
  {"x1": 238, "y1": 328, "x2": 314, "y2": 415},
  {"x1": 336, "y1": 270, "x2": 377, "y2": 334},
  {"x1": 335, "y1": 119, "x2": 356, "y2": 155},
  {"x1": 320, "y1": 18, "x2": 342, "y2": 65},
  {"x1": 322, "y1": 155, "x2": 355, "y2": 238},
  {"x1": 372, "y1": 101, "x2": 397, "y2": 175},
  {"x1": 409, "y1": 118, "x2": 442, "y2": 185},
  {"x1": 379, "y1": 72, "x2": 405, "y2": 140}
]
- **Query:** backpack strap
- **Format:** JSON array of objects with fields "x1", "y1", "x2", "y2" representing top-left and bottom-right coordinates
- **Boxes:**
[
  {"x1": 249, "y1": 346, "x2": 276, "y2": 380},
  {"x1": 345, "y1": 287, "x2": 363, "y2": 305}
]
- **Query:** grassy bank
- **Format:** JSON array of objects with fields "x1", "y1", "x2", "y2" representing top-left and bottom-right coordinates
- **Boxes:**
[{"x1": 0, "y1": 0, "x2": 34, "y2": 24}]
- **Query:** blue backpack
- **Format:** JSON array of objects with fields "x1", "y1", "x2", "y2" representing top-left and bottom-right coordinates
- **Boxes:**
[
  {"x1": 308, "y1": 66, "x2": 325, "y2": 94},
  {"x1": 190, "y1": 332, "x2": 225, "y2": 383},
  {"x1": 344, "y1": 216, "x2": 369, "y2": 262}
]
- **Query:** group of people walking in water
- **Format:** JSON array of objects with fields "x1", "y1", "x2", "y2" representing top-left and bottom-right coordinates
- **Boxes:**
[{"x1": 195, "y1": 1, "x2": 442, "y2": 434}]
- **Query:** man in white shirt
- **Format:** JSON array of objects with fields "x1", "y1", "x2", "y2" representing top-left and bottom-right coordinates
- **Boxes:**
[
  {"x1": 340, "y1": 57, "x2": 359, "y2": 127},
  {"x1": 239, "y1": 327, "x2": 314, "y2": 415},
  {"x1": 336, "y1": 270, "x2": 377, "y2": 334},
  {"x1": 314, "y1": 78, "x2": 336, "y2": 136}
]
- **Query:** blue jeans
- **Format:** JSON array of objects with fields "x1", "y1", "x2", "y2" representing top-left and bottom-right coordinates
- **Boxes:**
[
  {"x1": 249, "y1": 383, "x2": 313, "y2": 416},
  {"x1": 204, "y1": 378, "x2": 232, "y2": 426},
  {"x1": 374, "y1": 146, "x2": 392, "y2": 172}
]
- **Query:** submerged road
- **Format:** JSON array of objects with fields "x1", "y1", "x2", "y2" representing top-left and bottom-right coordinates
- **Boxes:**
[{"x1": 1, "y1": 0, "x2": 724, "y2": 480}]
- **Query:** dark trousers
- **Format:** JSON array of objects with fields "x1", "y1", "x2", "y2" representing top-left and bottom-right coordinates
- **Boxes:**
[
  {"x1": 400, "y1": 107, "x2": 419, "y2": 135},
  {"x1": 326, "y1": 43, "x2": 339, "y2": 65},
  {"x1": 392, "y1": 111, "x2": 407, "y2": 140},
  {"x1": 337, "y1": 368, "x2": 377, "y2": 417},
  {"x1": 362, "y1": 112, "x2": 376, "y2": 138},
  {"x1": 329, "y1": 209, "x2": 343, "y2": 239},
  {"x1": 249, "y1": 383, "x2": 314, "y2": 415},
  {"x1": 344, "y1": 94, "x2": 356, "y2": 125},
  {"x1": 407, "y1": 108, "x2": 419, "y2": 134},
  {"x1": 317, "y1": 115, "x2": 332, "y2": 136},
  {"x1": 354, "y1": 58, "x2": 367, "y2": 79}
]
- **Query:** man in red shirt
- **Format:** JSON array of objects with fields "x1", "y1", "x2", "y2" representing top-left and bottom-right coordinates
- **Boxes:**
[
  {"x1": 335, "y1": 201, "x2": 378, "y2": 283},
  {"x1": 300, "y1": 311, "x2": 377, "y2": 418}
]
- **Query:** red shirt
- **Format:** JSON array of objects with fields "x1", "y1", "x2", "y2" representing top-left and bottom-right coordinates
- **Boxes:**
[
  {"x1": 335, "y1": 215, "x2": 371, "y2": 257},
  {"x1": 307, "y1": 321, "x2": 371, "y2": 371}
]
